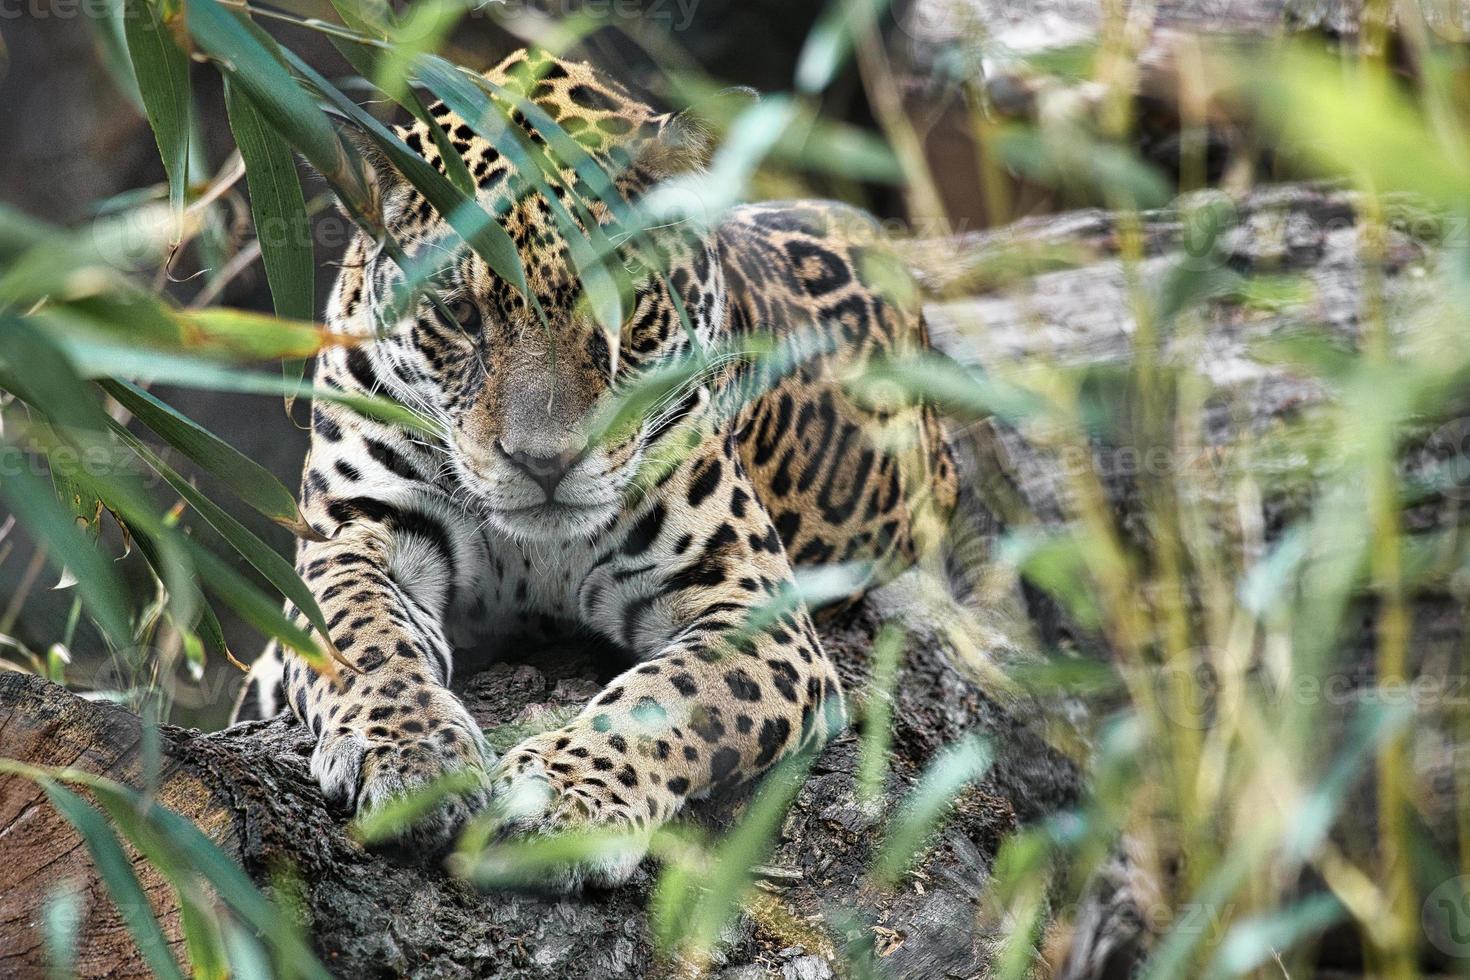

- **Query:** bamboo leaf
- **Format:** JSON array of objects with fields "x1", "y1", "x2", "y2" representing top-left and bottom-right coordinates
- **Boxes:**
[
  {"x1": 37, "y1": 781, "x2": 186, "y2": 980},
  {"x1": 374, "y1": 0, "x2": 466, "y2": 104},
  {"x1": 184, "y1": 536, "x2": 333, "y2": 671},
  {"x1": 176, "y1": 307, "x2": 345, "y2": 360},
  {"x1": 223, "y1": 77, "x2": 315, "y2": 396},
  {"x1": 98, "y1": 379, "x2": 316, "y2": 537},
  {"x1": 414, "y1": 55, "x2": 625, "y2": 336},
  {"x1": 283, "y1": 50, "x2": 532, "y2": 297},
  {"x1": 83, "y1": 0, "x2": 145, "y2": 110},
  {"x1": 83, "y1": 788, "x2": 232, "y2": 980},
  {"x1": 122, "y1": 0, "x2": 191, "y2": 212},
  {"x1": 795, "y1": 0, "x2": 891, "y2": 95},
  {"x1": 109, "y1": 420, "x2": 333, "y2": 646},
  {"x1": 100, "y1": 785, "x2": 333, "y2": 980},
  {"x1": 184, "y1": 0, "x2": 373, "y2": 220},
  {"x1": 222, "y1": 82, "x2": 315, "y2": 321},
  {"x1": 28, "y1": 315, "x2": 431, "y2": 431},
  {"x1": 0, "y1": 442, "x2": 133, "y2": 650},
  {"x1": 7, "y1": 764, "x2": 331, "y2": 980}
]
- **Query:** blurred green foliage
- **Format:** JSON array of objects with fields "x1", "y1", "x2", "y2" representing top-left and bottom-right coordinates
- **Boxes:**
[{"x1": 2, "y1": 0, "x2": 1470, "y2": 976}]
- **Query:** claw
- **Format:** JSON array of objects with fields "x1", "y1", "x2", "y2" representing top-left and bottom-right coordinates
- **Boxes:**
[
  {"x1": 308, "y1": 691, "x2": 491, "y2": 853},
  {"x1": 483, "y1": 744, "x2": 653, "y2": 890},
  {"x1": 311, "y1": 729, "x2": 366, "y2": 810}
]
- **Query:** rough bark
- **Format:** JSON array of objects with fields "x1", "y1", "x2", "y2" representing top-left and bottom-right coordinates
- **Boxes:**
[{"x1": 0, "y1": 595, "x2": 1081, "y2": 980}]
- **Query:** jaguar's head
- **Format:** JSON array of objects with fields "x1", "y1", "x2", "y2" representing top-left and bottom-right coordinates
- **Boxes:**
[{"x1": 328, "y1": 49, "x2": 731, "y2": 543}]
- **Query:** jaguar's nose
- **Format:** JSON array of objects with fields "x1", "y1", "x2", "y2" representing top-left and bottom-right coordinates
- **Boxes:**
[{"x1": 499, "y1": 441, "x2": 587, "y2": 498}]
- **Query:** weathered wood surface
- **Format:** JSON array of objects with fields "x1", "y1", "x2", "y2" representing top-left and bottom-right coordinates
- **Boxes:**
[{"x1": 0, "y1": 596, "x2": 1081, "y2": 980}]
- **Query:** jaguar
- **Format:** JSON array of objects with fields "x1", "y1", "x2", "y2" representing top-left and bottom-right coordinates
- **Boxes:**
[{"x1": 235, "y1": 47, "x2": 958, "y2": 887}]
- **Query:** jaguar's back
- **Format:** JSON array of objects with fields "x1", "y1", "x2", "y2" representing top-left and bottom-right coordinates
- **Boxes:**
[{"x1": 716, "y1": 201, "x2": 957, "y2": 591}]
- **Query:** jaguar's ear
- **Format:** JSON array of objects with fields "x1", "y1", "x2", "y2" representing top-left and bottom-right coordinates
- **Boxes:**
[
  {"x1": 640, "y1": 86, "x2": 760, "y2": 175},
  {"x1": 318, "y1": 121, "x2": 412, "y2": 224}
]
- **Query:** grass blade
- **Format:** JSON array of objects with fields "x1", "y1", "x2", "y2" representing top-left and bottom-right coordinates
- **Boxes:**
[
  {"x1": 652, "y1": 750, "x2": 816, "y2": 956},
  {"x1": 874, "y1": 734, "x2": 992, "y2": 886},
  {"x1": 856, "y1": 624, "x2": 904, "y2": 802}
]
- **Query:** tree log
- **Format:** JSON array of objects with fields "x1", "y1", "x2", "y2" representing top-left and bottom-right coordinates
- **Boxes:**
[{"x1": 0, "y1": 595, "x2": 1081, "y2": 980}]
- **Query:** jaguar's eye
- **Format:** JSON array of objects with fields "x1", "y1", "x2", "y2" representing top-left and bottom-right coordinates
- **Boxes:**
[{"x1": 442, "y1": 298, "x2": 481, "y2": 330}]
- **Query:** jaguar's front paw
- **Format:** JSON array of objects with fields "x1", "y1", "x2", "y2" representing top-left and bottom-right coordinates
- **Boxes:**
[
  {"x1": 483, "y1": 729, "x2": 673, "y2": 890},
  {"x1": 311, "y1": 685, "x2": 491, "y2": 852}
]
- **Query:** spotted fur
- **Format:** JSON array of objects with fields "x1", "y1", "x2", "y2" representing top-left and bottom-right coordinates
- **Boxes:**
[{"x1": 234, "y1": 49, "x2": 957, "y2": 882}]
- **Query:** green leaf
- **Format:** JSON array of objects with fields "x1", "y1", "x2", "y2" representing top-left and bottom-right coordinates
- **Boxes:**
[
  {"x1": 853, "y1": 352, "x2": 1048, "y2": 425},
  {"x1": 184, "y1": 0, "x2": 374, "y2": 220},
  {"x1": 795, "y1": 0, "x2": 891, "y2": 94},
  {"x1": 457, "y1": 828, "x2": 650, "y2": 890},
  {"x1": 42, "y1": 884, "x2": 83, "y2": 980},
  {"x1": 651, "y1": 751, "x2": 816, "y2": 955},
  {"x1": 458, "y1": 61, "x2": 631, "y2": 228},
  {"x1": 352, "y1": 768, "x2": 488, "y2": 844},
  {"x1": 0, "y1": 443, "x2": 132, "y2": 647},
  {"x1": 857, "y1": 624, "x2": 904, "y2": 802},
  {"x1": 403, "y1": 86, "x2": 476, "y2": 197},
  {"x1": 774, "y1": 116, "x2": 903, "y2": 184},
  {"x1": 224, "y1": 77, "x2": 315, "y2": 401},
  {"x1": 0, "y1": 318, "x2": 203, "y2": 626},
  {"x1": 1205, "y1": 893, "x2": 1344, "y2": 979},
  {"x1": 11, "y1": 764, "x2": 331, "y2": 980},
  {"x1": 192, "y1": 599, "x2": 235, "y2": 667},
  {"x1": 37, "y1": 782, "x2": 186, "y2": 980},
  {"x1": 27, "y1": 316, "x2": 431, "y2": 431},
  {"x1": 184, "y1": 536, "x2": 332, "y2": 670},
  {"x1": 49, "y1": 461, "x2": 103, "y2": 543},
  {"x1": 28, "y1": 292, "x2": 343, "y2": 364},
  {"x1": 1260, "y1": 45, "x2": 1470, "y2": 208},
  {"x1": 996, "y1": 126, "x2": 1171, "y2": 210},
  {"x1": 1139, "y1": 703, "x2": 1409, "y2": 980},
  {"x1": 222, "y1": 922, "x2": 274, "y2": 980},
  {"x1": 413, "y1": 55, "x2": 624, "y2": 335},
  {"x1": 0, "y1": 201, "x2": 55, "y2": 261},
  {"x1": 999, "y1": 528, "x2": 1104, "y2": 630},
  {"x1": 127, "y1": 526, "x2": 231, "y2": 675},
  {"x1": 109, "y1": 420, "x2": 334, "y2": 647},
  {"x1": 374, "y1": 0, "x2": 467, "y2": 104},
  {"x1": 121, "y1": 0, "x2": 191, "y2": 211},
  {"x1": 82, "y1": 0, "x2": 144, "y2": 110},
  {"x1": 283, "y1": 50, "x2": 531, "y2": 296},
  {"x1": 0, "y1": 316, "x2": 117, "y2": 435},
  {"x1": 177, "y1": 307, "x2": 343, "y2": 360},
  {"x1": 99, "y1": 379, "x2": 315, "y2": 537}
]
